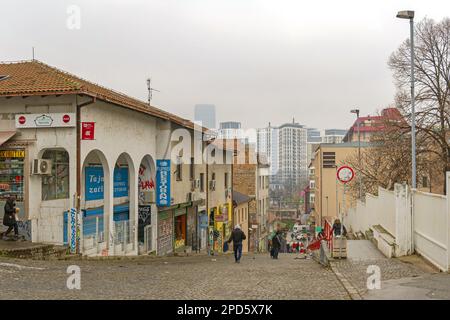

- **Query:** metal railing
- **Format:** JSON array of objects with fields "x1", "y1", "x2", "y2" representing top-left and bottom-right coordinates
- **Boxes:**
[{"x1": 113, "y1": 220, "x2": 135, "y2": 254}]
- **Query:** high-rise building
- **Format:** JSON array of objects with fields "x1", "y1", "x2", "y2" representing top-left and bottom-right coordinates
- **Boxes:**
[
  {"x1": 322, "y1": 129, "x2": 347, "y2": 144},
  {"x1": 307, "y1": 128, "x2": 322, "y2": 164},
  {"x1": 257, "y1": 124, "x2": 279, "y2": 177},
  {"x1": 307, "y1": 128, "x2": 322, "y2": 143},
  {"x1": 278, "y1": 122, "x2": 308, "y2": 188},
  {"x1": 194, "y1": 104, "x2": 216, "y2": 129},
  {"x1": 217, "y1": 121, "x2": 244, "y2": 140}
]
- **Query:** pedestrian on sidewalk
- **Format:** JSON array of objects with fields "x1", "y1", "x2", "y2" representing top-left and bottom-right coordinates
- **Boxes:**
[
  {"x1": 227, "y1": 224, "x2": 246, "y2": 263},
  {"x1": 271, "y1": 230, "x2": 282, "y2": 259},
  {"x1": 2, "y1": 195, "x2": 19, "y2": 240}
]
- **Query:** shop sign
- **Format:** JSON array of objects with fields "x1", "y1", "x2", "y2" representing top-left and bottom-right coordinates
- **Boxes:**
[
  {"x1": 0, "y1": 150, "x2": 25, "y2": 158},
  {"x1": 156, "y1": 159, "x2": 171, "y2": 207},
  {"x1": 15, "y1": 113, "x2": 76, "y2": 128},
  {"x1": 82, "y1": 122, "x2": 95, "y2": 140},
  {"x1": 199, "y1": 213, "x2": 208, "y2": 228},
  {"x1": 85, "y1": 166, "x2": 129, "y2": 201}
]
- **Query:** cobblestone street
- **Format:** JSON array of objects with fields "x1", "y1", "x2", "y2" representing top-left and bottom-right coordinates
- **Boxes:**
[{"x1": 0, "y1": 253, "x2": 350, "y2": 300}]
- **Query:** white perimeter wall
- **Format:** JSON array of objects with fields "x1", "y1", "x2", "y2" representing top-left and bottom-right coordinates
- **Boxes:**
[{"x1": 345, "y1": 173, "x2": 450, "y2": 271}]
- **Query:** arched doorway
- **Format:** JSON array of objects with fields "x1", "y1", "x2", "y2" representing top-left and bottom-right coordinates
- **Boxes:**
[
  {"x1": 112, "y1": 153, "x2": 136, "y2": 254},
  {"x1": 137, "y1": 155, "x2": 156, "y2": 252},
  {"x1": 81, "y1": 149, "x2": 110, "y2": 255}
]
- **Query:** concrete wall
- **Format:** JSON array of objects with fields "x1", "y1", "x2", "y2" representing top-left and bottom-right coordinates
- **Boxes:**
[
  {"x1": 345, "y1": 173, "x2": 450, "y2": 271},
  {"x1": 414, "y1": 189, "x2": 448, "y2": 271}
]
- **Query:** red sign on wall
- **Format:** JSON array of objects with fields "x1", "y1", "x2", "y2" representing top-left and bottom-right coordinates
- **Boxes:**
[{"x1": 82, "y1": 122, "x2": 95, "y2": 140}]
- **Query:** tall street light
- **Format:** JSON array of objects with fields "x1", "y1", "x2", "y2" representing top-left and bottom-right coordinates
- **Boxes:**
[
  {"x1": 396, "y1": 10, "x2": 416, "y2": 189},
  {"x1": 350, "y1": 109, "x2": 361, "y2": 199}
]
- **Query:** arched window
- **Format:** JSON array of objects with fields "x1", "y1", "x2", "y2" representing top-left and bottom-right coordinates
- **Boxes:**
[{"x1": 42, "y1": 149, "x2": 69, "y2": 200}]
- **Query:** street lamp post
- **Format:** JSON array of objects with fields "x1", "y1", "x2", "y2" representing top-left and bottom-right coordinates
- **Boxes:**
[
  {"x1": 397, "y1": 10, "x2": 416, "y2": 189},
  {"x1": 350, "y1": 109, "x2": 361, "y2": 198}
]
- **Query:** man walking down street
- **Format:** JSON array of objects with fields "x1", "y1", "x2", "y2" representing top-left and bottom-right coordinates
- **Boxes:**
[
  {"x1": 271, "y1": 230, "x2": 282, "y2": 259},
  {"x1": 227, "y1": 225, "x2": 246, "y2": 263}
]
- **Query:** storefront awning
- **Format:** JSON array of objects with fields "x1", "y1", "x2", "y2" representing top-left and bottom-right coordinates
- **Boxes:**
[{"x1": 0, "y1": 131, "x2": 16, "y2": 146}]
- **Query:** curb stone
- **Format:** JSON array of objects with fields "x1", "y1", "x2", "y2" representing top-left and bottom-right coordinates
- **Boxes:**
[{"x1": 330, "y1": 261, "x2": 363, "y2": 300}]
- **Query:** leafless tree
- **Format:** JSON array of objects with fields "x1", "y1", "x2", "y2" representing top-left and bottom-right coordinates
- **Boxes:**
[
  {"x1": 343, "y1": 119, "x2": 443, "y2": 198},
  {"x1": 388, "y1": 17, "x2": 450, "y2": 193}
]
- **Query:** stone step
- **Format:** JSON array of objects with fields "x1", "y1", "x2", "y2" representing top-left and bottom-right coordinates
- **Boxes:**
[{"x1": 0, "y1": 243, "x2": 70, "y2": 260}]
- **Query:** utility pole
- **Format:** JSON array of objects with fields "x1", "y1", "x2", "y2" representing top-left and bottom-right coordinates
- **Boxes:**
[
  {"x1": 351, "y1": 109, "x2": 362, "y2": 199},
  {"x1": 396, "y1": 10, "x2": 416, "y2": 188}
]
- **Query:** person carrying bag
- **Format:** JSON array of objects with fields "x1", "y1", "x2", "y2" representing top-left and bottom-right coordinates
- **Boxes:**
[{"x1": 2, "y1": 195, "x2": 19, "y2": 240}]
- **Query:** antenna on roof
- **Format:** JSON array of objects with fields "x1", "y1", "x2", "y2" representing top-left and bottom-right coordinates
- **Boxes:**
[
  {"x1": 32, "y1": 47, "x2": 35, "y2": 60},
  {"x1": 146, "y1": 77, "x2": 160, "y2": 106}
]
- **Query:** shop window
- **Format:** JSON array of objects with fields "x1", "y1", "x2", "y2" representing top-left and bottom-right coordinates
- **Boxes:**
[
  {"x1": 42, "y1": 149, "x2": 69, "y2": 200},
  {"x1": 0, "y1": 149, "x2": 25, "y2": 218}
]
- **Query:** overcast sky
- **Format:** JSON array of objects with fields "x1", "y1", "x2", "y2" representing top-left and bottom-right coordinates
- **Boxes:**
[{"x1": 2, "y1": 0, "x2": 449, "y2": 131}]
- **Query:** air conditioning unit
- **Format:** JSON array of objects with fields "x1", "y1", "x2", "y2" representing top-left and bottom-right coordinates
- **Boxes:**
[
  {"x1": 142, "y1": 190, "x2": 155, "y2": 203},
  {"x1": 209, "y1": 180, "x2": 216, "y2": 191},
  {"x1": 32, "y1": 159, "x2": 52, "y2": 175}
]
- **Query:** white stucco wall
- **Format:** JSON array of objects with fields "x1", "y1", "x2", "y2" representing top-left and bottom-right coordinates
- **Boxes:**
[{"x1": 0, "y1": 95, "x2": 77, "y2": 244}]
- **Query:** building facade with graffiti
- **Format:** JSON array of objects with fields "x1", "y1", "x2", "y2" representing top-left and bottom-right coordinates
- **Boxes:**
[{"x1": 0, "y1": 60, "x2": 233, "y2": 256}]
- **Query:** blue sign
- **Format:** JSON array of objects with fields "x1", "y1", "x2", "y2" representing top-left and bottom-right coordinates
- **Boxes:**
[
  {"x1": 85, "y1": 166, "x2": 129, "y2": 201},
  {"x1": 113, "y1": 167, "x2": 129, "y2": 198},
  {"x1": 156, "y1": 159, "x2": 171, "y2": 206},
  {"x1": 70, "y1": 208, "x2": 77, "y2": 253}
]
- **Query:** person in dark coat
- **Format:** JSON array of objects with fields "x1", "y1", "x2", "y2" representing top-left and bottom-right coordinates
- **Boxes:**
[
  {"x1": 332, "y1": 219, "x2": 347, "y2": 237},
  {"x1": 2, "y1": 195, "x2": 18, "y2": 239},
  {"x1": 271, "y1": 230, "x2": 282, "y2": 259},
  {"x1": 227, "y1": 224, "x2": 246, "y2": 263}
]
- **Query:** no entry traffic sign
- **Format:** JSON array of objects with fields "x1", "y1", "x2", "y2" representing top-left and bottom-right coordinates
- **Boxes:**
[{"x1": 337, "y1": 165, "x2": 355, "y2": 184}]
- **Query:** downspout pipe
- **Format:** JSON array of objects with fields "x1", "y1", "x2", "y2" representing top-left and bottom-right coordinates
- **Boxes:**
[{"x1": 75, "y1": 95, "x2": 96, "y2": 254}]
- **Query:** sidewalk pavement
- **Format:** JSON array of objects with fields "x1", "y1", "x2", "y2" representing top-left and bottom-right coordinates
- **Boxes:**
[{"x1": 332, "y1": 240, "x2": 450, "y2": 299}]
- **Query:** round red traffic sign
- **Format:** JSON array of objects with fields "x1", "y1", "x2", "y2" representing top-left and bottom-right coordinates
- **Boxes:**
[
  {"x1": 18, "y1": 116, "x2": 26, "y2": 124},
  {"x1": 337, "y1": 165, "x2": 355, "y2": 184},
  {"x1": 62, "y1": 114, "x2": 71, "y2": 123}
]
